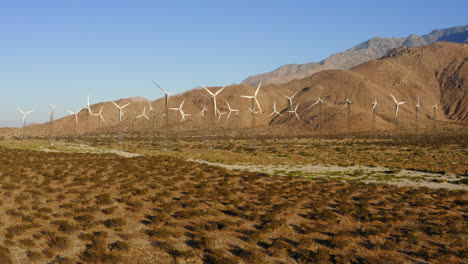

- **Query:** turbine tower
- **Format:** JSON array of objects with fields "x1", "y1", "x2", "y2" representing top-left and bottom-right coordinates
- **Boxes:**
[
  {"x1": 169, "y1": 99, "x2": 190, "y2": 122},
  {"x1": 111, "y1": 101, "x2": 131, "y2": 122},
  {"x1": 240, "y1": 83, "x2": 262, "y2": 127}
]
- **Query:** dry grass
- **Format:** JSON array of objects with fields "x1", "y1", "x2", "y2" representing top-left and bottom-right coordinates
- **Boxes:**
[{"x1": 0, "y1": 145, "x2": 466, "y2": 263}]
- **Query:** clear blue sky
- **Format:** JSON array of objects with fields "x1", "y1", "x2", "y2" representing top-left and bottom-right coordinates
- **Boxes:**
[{"x1": 0, "y1": 0, "x2": 466, "y2": 126}]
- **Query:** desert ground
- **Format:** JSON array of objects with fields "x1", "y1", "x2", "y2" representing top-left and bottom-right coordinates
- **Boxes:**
[{"x1": 0, "y1": 134, "x2": 466, "y2": 264}]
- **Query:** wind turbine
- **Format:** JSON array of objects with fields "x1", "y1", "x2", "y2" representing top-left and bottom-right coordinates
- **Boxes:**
[
  {"x1": 283, "y1": 89, "x2": 301, "y2": 110},
  {"x1": 310, "y1": 97, "x2": 325, "y2": 141},
  {"x1": 68, "y1": 108, "x2": 83, "y2": 138},
  {"x1": 197, "y1": 100, "x2": 208, "y2": 117},
  {"x1": 202, "y1": 86, "x2": 225, "y2": 131},
  {"x1": 248, "y1": 107, "x2": 260, "y2": 119},
  {"x1": 391, "y1": 93, "x2": 406, "y2": 118},
  {"x1": 152, "y1": 81, "x2": 172, "y2": 126},
  {"x1": 371, "y1": 98, "x2": 379, "y2": 137},
  {"x1": 169, "y1": 99, "x2": 190, "y2": 122},
  {"x1": 68, "y1": 109, "x2": 83, "y2": 125},
  {"x1": 287, "y1": 103, "x2": 300, "y2": 120},
  {"x1": 269, "y1": 101, "x2": 282, "y2": 118},
  {"x1": 216, "y1": 108, "x2": 227, "y2": 122},
  {"x1": 390, "y1": 93, "x2": 406, "y2": 139},
  {"x1": 91, "y1": 106, "x2": 106, "y2": 137},
  {"x1": 432, "y1": 102, "x2": 439, "y2": 137},
  {"x1": 414, "y1": 96, "x2": 421, "y2": 137},
  {"x1": 342, "y1": 97, "x2": 352, "y2": 137},
  {"x1": 111, "y1": 101, "x2": 131, "y2": 122},
  {"x1": 226, "y1": 100, "x2": 239, "y2": 120},
  {"x1": 17, "y1": 108, "x2": 33, "y2": 129},
  {"x1": 241, "y1": 83, "x2": 262, "y2": 127},
  {"x1": 137, "y1": 107, "x2": 150, "y2": 120},
  {"x1": 49, "y1": 105, "x2": 56, "y2": 142},
  {"x1": 86, "y1": 96, "x2": 94, "y2": 115}
]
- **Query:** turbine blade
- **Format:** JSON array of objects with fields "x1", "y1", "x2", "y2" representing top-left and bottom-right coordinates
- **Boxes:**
[
  {"x1": 112, "y1": 101, "x2": 119, "y2": 108},
  {"x1": 390, "y1": 93, "x2": 398, "y2": 104},
  {"x1": 202, "y1": 85, "x2": 215, "y2": 96},
  {"x1": 254, "y1": 83, "x2": 262, "y2": 96},
  {"x1": 255, "y1": 98, "x2": 262, "y2": 113},
  {"x1": 214, "y1": 86, "x2": 225, "y2": 96}
]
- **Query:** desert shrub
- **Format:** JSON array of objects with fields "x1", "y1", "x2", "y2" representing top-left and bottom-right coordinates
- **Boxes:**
[
  {"x1": 103, "y1": 218, "x2": 126, "y2": 229},
  {"x1": 53, "y1": 220, "x2": 79, "y2": 234},
  {"x1": 18, "y1": 239, "x2": 36, "y2": 248},
  {"x1": 47, "y1": 236, "x2": 69, "y2": 250},
  {"x1": 101, "y1": 206, "x2": 117, "y2": 215},
  {"x1": 0, "y1": 246, "x2": 13, "y2": 264},
  {"x1": 95, "y1": 193, "x2": 113, "y2": 205},
  {"x1": 109, "y1": 241, "x2": 129, "y2": 252},
  {"x1": 26, "y1": 250, "x2": 42, "y2": 261}
]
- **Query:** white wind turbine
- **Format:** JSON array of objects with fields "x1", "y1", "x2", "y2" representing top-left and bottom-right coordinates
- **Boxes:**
[
  {"x1": 216, "y1": 108, "x2": 227, "y2": 122},
  {"x1": 202, "y1": 86, "x2": 225, "y2": 132},
  {"x1": 248, "y1": 107, "x2": 260, "y2": 119},
  {"x1": 241, "y1": 83, "x2": 262, "y2": 127},
  {"x1": 68, "y1": 108, "x2": 83, "y2": 125},
  {"x1": 283, "y1": 89, "x2": 301, "y2": 110},
  {"x1": 371, "y1": 98, "x2": 379, "y2": 137},
  {"x1": 92, "y1": 106, "x2": 106, "y2": 124},
  {"x1": 137, "y1": 107, "x2": 150, "y2": 120},
  {"x1": 431, "y1": 102, "x2": 440, "y2": 137},
  {"x1": 49, "y1": 104, "x2": 56, "y2": 141},
  {"x1": 390, "y1": 93, "x2": 406, "y2": 118},
  {"x1": 111, "y1": 101, "x2": 131, "y2": 122},
  {"x1": 287, "y1": 103, "x2": 300, "y2": 120},
  {"x1": 49, "y1": 105, "x2": 56, "y2": 122},
  {"x1": 169, "y1": 99, "x2": 190, "y2": 122},
  {"x1": 310, "y1": 97, "x2": 325, "y2": 140},
  {"x1": 342, "y1": 96, "x2": 352, "y2": 137},
  {"x1": 269, "y1": 101, "x2": 282, "y2": 117},
  {"x1": 17, "y1": 108, "x2": 33, "y2": 129},
  {"x1": 197, "y1": 100, "x2": 208, "y2": 117},
  {"x1": 432, "y1": 102, "x2": 439, "y2": 120},
  {"x1": 152, "y1": 81, "x2": 172, "y2": 126},
  {"x1": 226, "y1": 100, "x2": 239, "y2": 120},
  {"x1": 68, "y1": 108, "x2": 82, "y2": 138},
  {"x1": 86, "y1": 96, "x2": 94, "y2": 115},
  {"x1": 414, "y1": 96, "x2": 421, "y2": 136},
  {"x1": 390, "y1": 93, "x2": 406, "y2": 138}
]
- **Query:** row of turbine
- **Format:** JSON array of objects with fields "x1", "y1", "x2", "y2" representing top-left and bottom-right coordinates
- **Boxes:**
[{"x1": 16, "y1": 81, "x2": 441, "y2": 129}]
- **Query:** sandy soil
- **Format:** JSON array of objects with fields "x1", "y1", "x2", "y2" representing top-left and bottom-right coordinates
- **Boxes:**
[{"x1": 189, "y1": 159, "x2": 467, "y2": 190}]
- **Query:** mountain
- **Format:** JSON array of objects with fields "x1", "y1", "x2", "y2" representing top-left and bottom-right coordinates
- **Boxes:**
[{"x1": 242, "y1": 25, "x2": 468, "y2": 86}]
